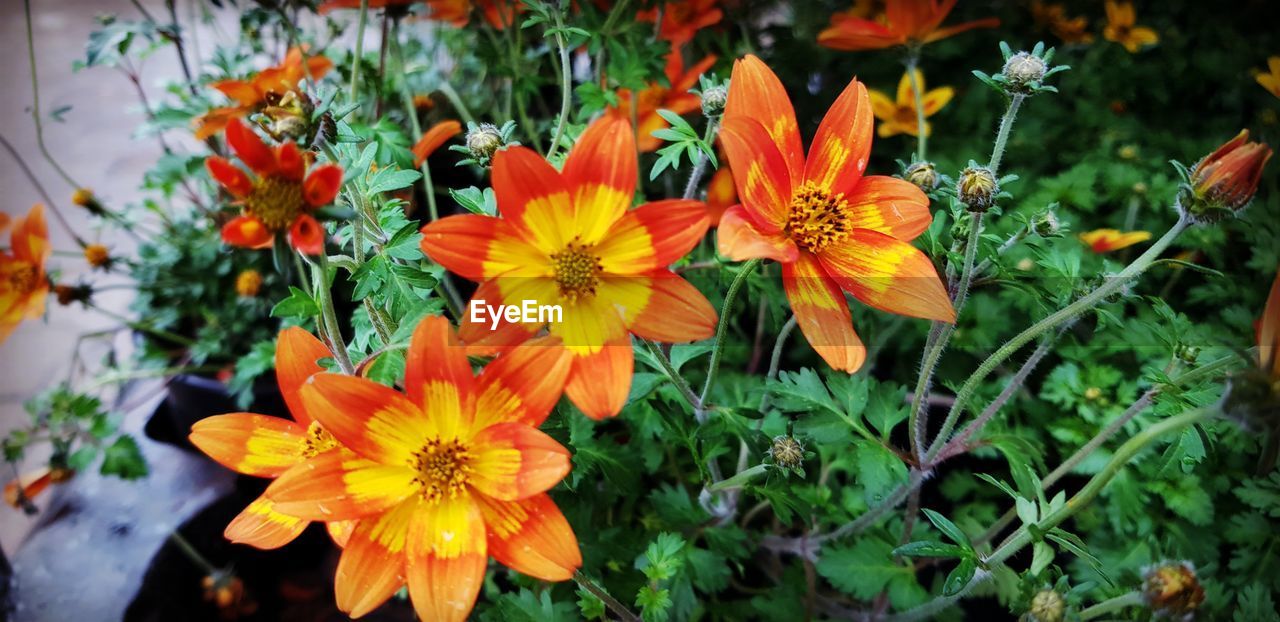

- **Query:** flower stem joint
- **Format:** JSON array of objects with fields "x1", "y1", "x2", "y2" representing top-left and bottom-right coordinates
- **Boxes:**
[
  {"x1": 1176, "y1": 129, "x2": 1273, "y2": 224},
  {"x1": 975, "y1": 41, "x2": 1070, "y2": 97}
]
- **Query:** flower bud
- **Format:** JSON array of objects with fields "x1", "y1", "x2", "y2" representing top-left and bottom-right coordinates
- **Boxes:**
[
  {"x1": 957, "y1": 166, "x2": 999, "y2": 211},
  {"x1": 1084, "y1": 386, "x2": 1102, "y2": 401},
  {"x1": 1032, "y1": 210, "x2": 1060, "y2": 237},
  {"x1": 71, "y1": 188, "x2": 107, "y2": 217},
  {"x1": 1020, "y1": 589, "x2": 1065, "y2": 622},
  {"x1": 905, "y1": 161, "x2": 939, "y2": 192},
  {"x1": 768, "y1": 436, "x2": 805, "y2": 470},
  {"x1": 235, "y1": 269, "x2": 263, "y2": 298},
  {"x1": 466, "y1": 123, "x2": 506, "y2": 167},
  {"x1": 1175, "y1": 343, "x2": 1201, "y2": 365},
  {"x1": 1142, "y1": 561, "x2": 1204, "y2": 620},
  {"x1": 1181, "y1": 129, "x2": 1272, "y2": 223},
  {"x1": 53, "y1": 283, "x2": 92, "y2": 306},
  {"x1": 83, "y1": 244, "x2": 111, "y2": 269},
  {"x1": 701, "y1": 85, "x2": 728, "y2": 118},
  {"x1": 1002, "y1": 52, "x2": 1047, "y2": 89}
]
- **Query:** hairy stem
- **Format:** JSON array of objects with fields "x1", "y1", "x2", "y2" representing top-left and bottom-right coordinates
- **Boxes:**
[
  {"x1": 682, "y1": 118, "x2": 721, "y2": 200},
  {"x1": 545, "y1": 6, "x2": 573, "y2": 161},
  {"x1": 313, "y1": 251, "x2": 356, "y2": 375},
  {"x1": 24, "y1": 0, "x2": 83, "y2": 192},
  {"x1": 349, "y1": 0, "x2": 369, "y2": 103},
  {"x1": 640, "y1": 338, "x2": 701, "y2": 410},
  {"x1": 697, "y1": 259, "x2": 762, "y2": 423},
  {"x1": 904, "y1": 52, "x2": 926, "y2": 161},
  {"x1": 574, "y1": 571, "x2": 641, "y2": 622},
  {"x1": 988, "y1": 94, "x2": 1025, "y2": 174}
]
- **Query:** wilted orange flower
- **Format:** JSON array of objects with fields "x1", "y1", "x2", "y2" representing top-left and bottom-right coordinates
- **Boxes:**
[
  {"x1": 1030, "y1": 1, "x2": 1093, "y2": 44},
  {"x1": 420, "y1": 115, "x2": 718, "y2": 419},
  {"x1": 4, "y1": 465, "x2": 73, "y2": 509},
  {"x1": 412, "y1": 120, "x2": 462, "y2": 167},
  {"x1": 717, "y1": 55, "x2": 954, "y2": 372},
  {"x1": 868, "y1": 69, "x2": 953, "y2": 138},
  {"x1": 0, "y1": 205, "x2": 50, "y2": 345},
  {"x1": 1078, "y1": 228, "x2": 1151, "y2": 253},
  {"x1": 1184, "y1": 129, "x2": 1273, "y2": 221},
  {"x1": 705, "y1": 163, "x2": 736, "y2": 225},
  {"x1": 207, "y1": 119, "x2": 342, "y2": 255},
  {"x1": 616, "y1": 49, "x2": 718, "y2": 152},
  {"x1": 637, "y1": 0, "x2": 722, "y2": 45},
  {"x1": 1258, "y1": 57, "x2": 1280, "y2": 99},
  {"x1": 818, "y1": 0, "x2": 998, "y2": 52},
  {"x1": 189, "y1": 328, "x2": 354, "y2": 549},
  {"x1": 1103, "y1": 1, "x2": 1157, "y2": 53},
  {"x1": 267, "y1": 317, "x2": 581, "y2": 621},
  {"x1": 194, "y1": 47, "x2": 332, "y2": 140}
]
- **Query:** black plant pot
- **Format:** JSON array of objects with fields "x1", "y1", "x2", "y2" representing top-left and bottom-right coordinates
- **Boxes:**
[{"x1": 146, "y1": 373, "x2": 290, "y2": 453}]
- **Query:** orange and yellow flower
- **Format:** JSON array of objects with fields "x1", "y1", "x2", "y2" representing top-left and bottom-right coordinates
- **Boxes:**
[
  {"x1": 412, "y1": 120, "x2": 463, "y2": 167},
  {"x1": 705, "y1": 163, "x2": 737, "y2": 225},
  {"x1": 1030, "y1": 1, "x2": 1093, "y2": 45},
  {"x1": 424, "y1": 0, "x2": 519, "y2": 28},
  {"x1": 188, "y1": 328, "x2": 354, "y2": 549},
  {"x1": 868, "y1": 69, "x2": 953, "y2": 138},
  {"x1": 0, "y1": 205, "x2": 50, "y2": 345},
  {"x1": 266, "y1": 316, "x2": 581, "y2": 621},
  {"x1": 616, "y1": 49, "x2": 718, "y2": 152},
  {"x1": 194, "y1": 47, "x2": 332, "y2": 140},
  {"x1": 420, "y1": 115, "x2": 718, "y2": 419},
  {"x1": 818, "y1": 0, "x2": 998, "y2": 52},
  {"x1": 207, "y1": 119, "x2": 342, "y2": 255},
  {"x1": 1102, "y1": 1, "x2": 1157, "y2": 53},
  {"x1": 1258, "y1": 57, "x2": 1280, "y2": 100},
  {"x1": 637, "y1": 0, "x2": 722, "y2": 45},
  {"x1": 717, "y1": 55, "x2": 954, "y2": 372},
  {"x1": 1078, "y1": 228, "x2": 1151, "y2": 253}
]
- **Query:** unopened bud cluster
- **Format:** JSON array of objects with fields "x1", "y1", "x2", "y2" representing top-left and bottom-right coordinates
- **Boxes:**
[{"x1": 975, "y1": 41, "x2": 1068, "y2": 96}]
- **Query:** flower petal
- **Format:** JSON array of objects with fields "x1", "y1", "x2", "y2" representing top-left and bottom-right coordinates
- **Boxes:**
[
  {"x1": 923, "y1": 17, "x2": 1002, "y2": 44},
  {"x1": 469, "y1": 422, "x2": 571, "y2": 501},
  {"x1": 783, "y1": 253, "x2": 866, "y2": 372},
  {"x1": 226, "y1": 118, "x2": 277, "y2": 176},
  {"x1": 403, "y1": 315, "x2": 475, "y2": 437},
  {"x1": 224, "y1": 495, "x2": 310, "y2": 549},
  {"x1": 816, "y1": 229, "x2": 956, "y2": 323},
  {"x1": 816, "y1": 17, "x2": 900, "y2": 51},
  {"x1": 288, "y1": 214, "x2": 326, "y2": 255},
  {"x1": 334, "y1": 500, "x2": 414, "y2": 618},
  {"x1": 406, "y1": 495, "x2": 487, "y2": 622},
  {"x1": 564, "y1": 338, "x2": 633, "y2": 419},
  {"x1": 206, "y1": 156, "x2": 253, "y2": 197},
  {"x1": 492, "y1": 146, "x2": 575, "y2": 253},
  {"x1": 549, "y1": 294, "x2": 630, "y2": 355},
  {"x1": 716, "y1": 205, "x2": 799, "y2": 263},
  {"x1": 188, "y1": 413, "x2": 305, "y2": 477},
  {"x1": 212, "y1": 79, "x2": 262, "y2": 106},
  {"x1": 477, "y1": 493, "x2": 581, "y2": 581},
  {"x1": 413, "y1": 120, "x2": 462, "y2": 167},
  {"x1": 267, "y1": 450, "x2": 415, "y2": 521},
  {"x1": 420, "y1": 214, "x2": 549, "y2": 282},
  {"x1": 593, "y1": 199, "x2": 710, "y2": 274},
  {"x1": 275, "y1": 327, "x2": 331, "y2": 426},
  {"x1": 222, "y1": 215, "x2": 274, "y2": 249},
  {"x1": 475, "y1": 338, "x2": 573, "y2": 428},
  {"x1": 1259, "y1": 268, "x2": 1280, "y2": 377},
  {"x1": 562, "y1": 115, "x2": 637, "y2": 244},
  {"x1": 299, "y1": 373, "x2": 431, "y2": 464},
  {"x1": 11, "y1": 204, "x2": 49, "y2": 265},
  {"x1": 844, "y1": 176, "x2": 933, "y2": 241},
  {"x1": 276, "y1": 142, "x2": 306, "y2": 182},
  {"x1": 718, "y1": 116, "x2": 793, "y2": 231},
  {"x1": 327, "y1": 519, "x2": 356, "y2": 548},
  {"x1": 457, "y1": 279, "x2": 545, "y2": 355},
  {"x1": 626, "y1": 271, "x2": 718, "y2": 343},
  {"x1": 804, "y1": 77, "x2": 874, "y2": 197},
  {"x1": 724, "y1": 55, "x2": 804, "y2": 182},
  {"x1": 303, "y1": 163, "x2": 343, "y2": 207}
]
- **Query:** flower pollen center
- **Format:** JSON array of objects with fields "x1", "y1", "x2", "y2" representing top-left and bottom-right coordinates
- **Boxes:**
[
  {"x1": 7, "y1": 263, "x2": 38, "y2": 295},
  {"x1": 300, "y1": 421, "x2": 337, "y2": 458},
  {"x1": 245, "y1": 176, "x2": 306, "y2": 231},
  {"x1": 551, "y1": 239, "x2": 602, "y2": 301},
  {"x1": 786, "y1": 182, "x2": 853, "y2": 252},
  {"x1": 411, "y1": 438, "x2": 473, "y2": 503}
]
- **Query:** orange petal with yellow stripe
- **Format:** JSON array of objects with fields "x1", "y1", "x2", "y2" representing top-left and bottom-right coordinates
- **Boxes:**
[
  {"x1": 225, "y1": 495, "x2": 310, "y2": 549},
  {"x1": 804, "y1": 77, "x2": 873, "y2": 197},
  {"x1": 564, "y1": 338, "x2": 633, "y2": 419},
  {"x1": 275, "y1": 326, "x2": 332, "y2": 427},
  {"x1": 420, "y1": 214, "x2": 548, "y2": 281},
  {"x1": 594, "y1": 199, "x2": 710, "y2": 274},
  {"x1": 221, "y1": 215, "x2": 274, "y2": 249},
  {"x1": 816, "y1": 229, "x2": 955, "y2": 323},
  {"x1": 335, "y1": 499, "x2": 413, "y2": 618},
  {"x1": 226, "y1": 118, "x2": 277, "y2": 176},
  {"x1": 469, "y1": 423, "x2": 571, "y2": 501},
  {"x1": 406, "y1": 495, "x2": 487, "y2": 622},
  {"x1": 628, "y1": 270, "x2": 718, "y2": 343},
  {"x1": 716, "y1": 205, "x2": 799, "y2": 263},
  {"x1": 477, "y1": 493, "x2": 581, "y2": 581},
  {"x1": 491, "y1": 146, "x2": 575, "y2": 253},
  {"x1": 562, "y1": 115, "x2": 636, "y2": 244},
  {"x1": 475, "y1": 338, "x2": 573, "y2": 428},
  {"x1": 327, "y1": 519, "x2": 356, "y2": 548},
  {"x1": 783, "y1": 253, "x2": 866, "y2": 372},
  {"x1": 189, "y1": 413, "x2": 305, "y2": 477},
  {"x1": 457, "y1": 281, "x2": 541, "y2": 356},
  {"x1": 404, "y1": 315, "x2": 475, "y2": 437},
  {"x1": 705, "y1": 165, "x2": 737, "y2": 225},
  {"x1": 845, "y1": 176, "x2": 933, "y2": 242},
  {"x1": 724, "y1": 55, "x2": 805, "y2": 182},
  {"x1": 299, "y1": 373, "x2": 432, "y2": 463},
  {"x1": 718, "y1": 117, "x2": 793, "y2": 231},
  {"x1": 266, "y1": 450, "x2": 415, "y2": 521}
]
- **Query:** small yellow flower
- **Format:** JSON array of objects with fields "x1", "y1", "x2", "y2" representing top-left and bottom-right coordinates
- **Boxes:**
[
  {"x1": 1256, "y1": 56, "x2": 1280, "y2": 100},
  {"x1": 71, "y1": 188, "x2": 95, "y2": 207},
  {"x1": 83, "y1": 244, "x2": 110, "y2": 269},
  {"x1": 1103, "y1": 1, "x2": 1158, "y2": 53},
  {"x1": 1079, "y1": 228, "x2": 1152, "y2": 253},
  {"x1": 868, "y1": 69, "x2": 953, "y2": 138},
  {"x1": 235, "y1": 269, "x2": 263, "y2": 298}
]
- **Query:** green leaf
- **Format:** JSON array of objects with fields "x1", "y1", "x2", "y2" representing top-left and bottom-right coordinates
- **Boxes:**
[
  {"x1": 271, "y1": 286, "x2": 321, "y2": 319},
  {"x1": 100, "y1": 436, "x2": 148, "y2": 479},
  {"x1": 817, "y1": 538, "x2": 911, "y2": 600},
  {"x1": 922, "y1": 509, "x2": 972, "y2": 550},
  {"x1": 942, "y1": 557, "x2": 977, "y2": 597},
  {"x1": 854, "y1": 441, "x2": 908, "y2": 507},
  {"x1": 892, "y1": 541, "x2": 969, "y2": 559}
]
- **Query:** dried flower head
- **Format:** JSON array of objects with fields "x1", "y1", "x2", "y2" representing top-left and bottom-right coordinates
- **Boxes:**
[
  {"x1": 957, "y1": 165, "x2": 999, "y2": 211},
  {"x1": 83, "y1": 244, "x2": 111, "y2": 269},
  {"x1": 1141, "y1": 561, "x2": 1204, "y2": 620},
  {"x1": 53, "y1": 283, "x2": 91, "y2": 307},
  {"x1": 1021, "y1": 588, "x2": 1065, "y2": 622},
  {"x1": 462, "y1": 122, "x2": 508, "y2": 168}
]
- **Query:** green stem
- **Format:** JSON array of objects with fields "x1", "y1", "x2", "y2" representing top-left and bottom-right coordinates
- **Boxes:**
[
  {"x1": 573, "y1": 571, "x2": 641, "y2": 622},
  {"x1": 89, "y1": 304, "x2": 196, "y2": 348},
  {"x1": 988, "y1": 94, "x2": 1025, "y2": 174},
  {"x1": 437, "y1": 80, "x2": 476, "y2": 125},
  {"x1": 905, "y1": 52, "x2": 926, "y2": 161},
  {"x1": 682, "y1": 118, "x2": 721, "y2": 200},
  {"x1": 83, "y1": 364, "x2": 221, "y2": 391},
  {"x1": 708, "y1": 464, "x2": 769, "y2": 492},
  {"x1": 1079, "y1": 591, "x2": 1144, "y2": 620},
  {"x1": 545, "y1": 6, "x2": 572, "y2": 161},
  {"x1": 641, "y1": 338, "x2": 700, "y2": 410},
  {"x1": 349, "y1": 0, "x2": 369, "y2": 103},
  {"x1": 697, "y1": 259, "x2": 762, "y2": 423},
  {"x1": 169, "y1": 532, "x2": 218, "y2": 575},
  {"x1": 24, "y1": 0, "x2": 83, "y2": 191},
  {"x1": 923, "y1": 214, "x2": 1189, "y2": 463},
  {"x1": 313, "y1": 251, "x2": 355, "y2": 375}
]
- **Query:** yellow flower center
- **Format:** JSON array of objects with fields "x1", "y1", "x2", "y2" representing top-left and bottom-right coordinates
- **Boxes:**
[
  {"x1": 786, "y1": 182, "x2": 853, "y2": 253},
  {"x1": 551, "y1": 239, "x2": 602, "y2": 301},
  {"x1": 300, "y1": 422, "x2": 338, "y2": 458},
  {"x1": 410, "y1": 439, "x2": 473, "y2": 503},
  {"x1": 245, "y1": 176, "x2": 306, "y2": 232},
  {"x1": 7, "y1": 263, "x2": 38, "y2": 295}
]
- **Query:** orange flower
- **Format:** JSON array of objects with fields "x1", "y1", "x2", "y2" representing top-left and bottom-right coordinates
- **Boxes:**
[
  {"x1": 637, "y1": 0, "x2": 722, "y2": 45},
  {"x1": 1185, "y1": 129, "x2": 1273, "y2": 220},
  {"x1": 422, "y1": 0, "x2": 519, "y2": 29},
  {"x1": 412, "y1": 120, "x2": 462, "y2": 167},
  {"x1": 716, "y1": 55, "x2": 954, "y2": 372},
  {"x1": 1030, "y1": 1, "x2": 1093, "y2": 44},
  {"x1": 4, "y1": 465, "x2": 73, "y2": 509},
  {"x1": 207, "y1": 119, "x2": 343, "y2": 255},
  {"x1": 1078, "y1": 228, "x2": 1152, "y2": 253},
  {"x1": 867, "y1": 69, "x2": 953, "y2": 138},
  {"x1": 189, "y1": 328, "x2": 355, "y2": 549},
  {"x1": 0, "y1": 205, "x2": 50, "y2": 345},
  {"x1": 705, "y1": 163, "x2": 736, "y2": 225},
  {"x1": 1258, "y1": 57, "x2": 1280, "y2": 100},
  {"x1": 818, "y1": 0, "x2": 998, "y2": 52},
  {"x1": 616, "y1": 49, "x2": 718, "y2": 152},
  {"x1": 420, "y1": 115, "x2": 718, "y2": 419},
  {"x1": 1259, "y1": 269, "x2": 1280, "y2": 383},
  {"x1": 319, "y1": 0, "x2": 417, "y2": 12},
  {"x1": 194, "y1": 47, "x2": 333, "y2": 140},
  {"x1": 0, "y1": 212, "x2": 10, "y2": 234},
  {"x1": 266, "y1": 317, "x2": 581, "y2": 621},
  {"x1": 1102, "y1": 1, "x2": 1157, "y2": 53}
]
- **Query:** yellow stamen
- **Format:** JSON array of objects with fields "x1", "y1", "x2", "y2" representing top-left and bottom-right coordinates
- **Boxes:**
[
  {"x1": 550, "y1": 239, "x2": 603, "y2": 301},
  {"x1": 786, "y1": 181, "x2": 854, "y2": 253},
  {"x1": 245, "y1": 176, "x2": 306, "y2": 231},
  {"x1": 7, "y1": 263, "x2": 38, "y2": 295},
  {"x1": 410, "y1": 439, "x2": 473, "y2": 503}
]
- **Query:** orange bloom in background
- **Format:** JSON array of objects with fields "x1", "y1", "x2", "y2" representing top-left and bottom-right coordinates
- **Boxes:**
[
  {"x1": 717, "y1": 55, "x2": 954, "y2": 372},
  {"x1": 705, "y1": 163, "x2": 736, "y2": 225},
  {"x1": 1258, "y1": 269, "x2": 1280, "y2": 382},
  {"x1": 617, "y1": 50, "x2": 718, "y2": 152},
  {"x1": 319, "y1": 0, "x2": 419, "y2": 13},
  {"x1": 1030, "y1": 1, "x2": 1094, "y2": 44},
  {"x1": 637, "y1": 0, "x2": 722, "y2": 45},
  {"x1": 0, "y1": 205, "x2": 50, "y2": 345},
  {"x1": 1078, "y1": 228, "x2": 1151, "y2": 253},
  {"x1": 868, "y1": 69, "x2": 953, "y2": 138},
  {"x1": 424, "y1": 0, "x2": 519, "y2": 29},
  {"x1": 420, "y1": 115, "x2": 718, "y2": 419},
  {"x1": 267, "y1": 317, "x2": 581, "y2": 621},
  {"x1": 818, "y1": 0, "x2": 999, "y2": 52},
  {"x1": 189, "y1": 327, "x2": 355, "y2": 549},
  {"x1": 207, "y1": 119, "x2": 343, "y2": 255},
  {"x1": 1102, "y1": 1, "x2": 1157, "y2": 53},
  {"x1": 194, "y1": 47, "x2": 332, "y2": 140},
  {"x1": 412, "y1": 120, "x2": 462, "y2": 167},
  {"x1": 4, "y1": 466, "x2": 73, "y2": 509},
  {"x1": 1258, "y1": 57, "x2": 1280, "y2": 99},
  {"x1": 0, "y1": 212, "x2": 10, "y2": 234}
]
